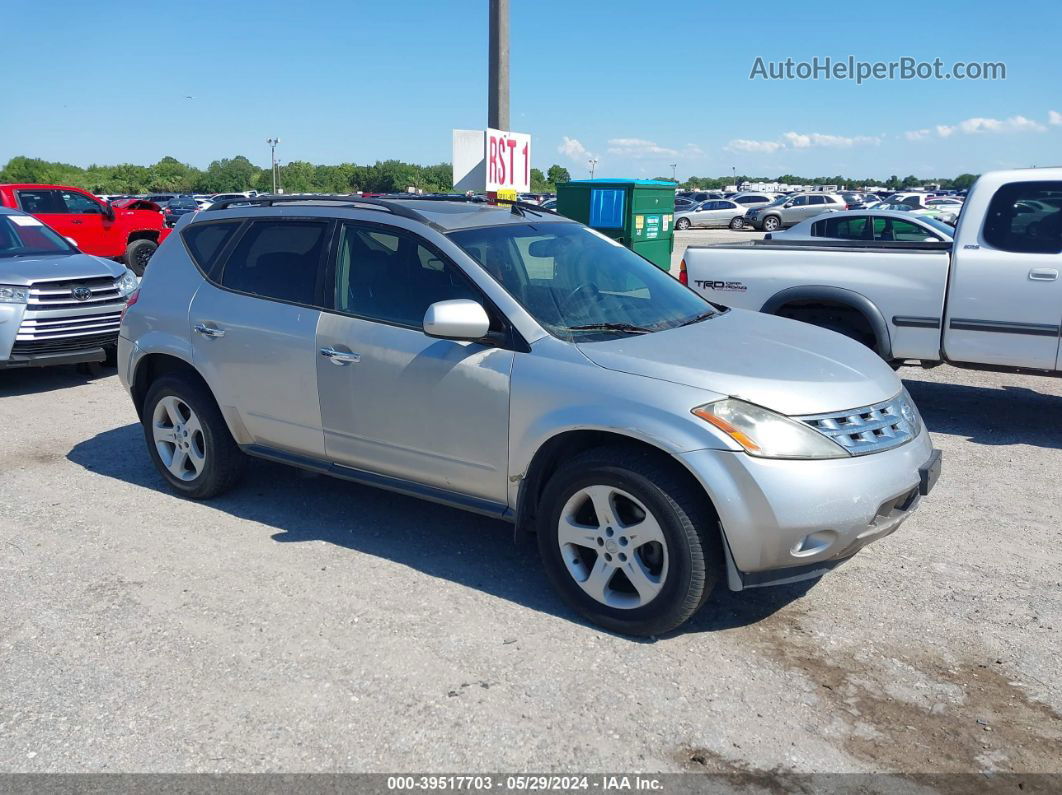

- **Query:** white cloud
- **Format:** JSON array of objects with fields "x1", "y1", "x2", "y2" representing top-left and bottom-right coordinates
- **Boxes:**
[
  {"x1": 606, "y1": 138, "x2": 678, "y2": 158},
  {"x1": 557, "y1": 136, "x2": 591, "y2": 162},
  {"x1": 782, "y1": 131, "x2": 882, "y2": 148},
  {"x1": 936, "y1": 115, "x2": 1046, "y2": 138},
  {"x1": 1049, "y1": 110, "x2": 1062, "y2": 126},
  {"x1": 905, "y1": 129, "x2": 931, "y2": 141},
  {"x1": 725, "y1": 138, "x2": 784, "y2": 154}
]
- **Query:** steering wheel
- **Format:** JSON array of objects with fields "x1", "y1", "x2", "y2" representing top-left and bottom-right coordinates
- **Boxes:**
[{"x1": 559, "y1": 282, "x2": 601, "y2": 318}]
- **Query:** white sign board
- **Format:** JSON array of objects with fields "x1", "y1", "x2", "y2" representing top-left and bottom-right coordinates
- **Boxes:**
[{"x1": 452, "y1": 128, "x2": 532, "y2": 194}]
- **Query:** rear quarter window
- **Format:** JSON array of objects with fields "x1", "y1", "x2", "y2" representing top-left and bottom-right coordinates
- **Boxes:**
[{"x1": 181, "y1": 221, "x2": 242, "y2": 278}]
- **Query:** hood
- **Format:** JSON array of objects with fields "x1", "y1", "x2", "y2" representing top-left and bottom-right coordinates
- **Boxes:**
[
  {"x1": 575, "y1": 308, "x2": 901, "y2": 416},
  {"x1": 0, "y1": 253, "x2": 127, "y2": 285}
]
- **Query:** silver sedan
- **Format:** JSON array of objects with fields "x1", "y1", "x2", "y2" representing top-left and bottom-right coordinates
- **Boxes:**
[{"x1": 674, "y1": 199, "x2": 748, "y2": 230}]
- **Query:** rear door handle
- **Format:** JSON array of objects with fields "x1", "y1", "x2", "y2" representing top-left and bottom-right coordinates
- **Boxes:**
[
  {"x1": 1029, "y1": 268, "x2": 1058, "y2": 281},
  {"x1": 320, "y1": 347, "x2": 360, "y2": 365},
  {"x1": 193, "y1": 323, "x2": 226, "y2": 338}
]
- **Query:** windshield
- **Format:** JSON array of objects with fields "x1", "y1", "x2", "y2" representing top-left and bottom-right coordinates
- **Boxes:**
[
  {"x1": 763, "y1": 195, "x2": 789, "y2": 207},
  {"x1": 0, "y1": 215, "x2": 76, "y2": 258},
  {"x1": 449, "y1": 223, "x2": 720, "y2": 340}
]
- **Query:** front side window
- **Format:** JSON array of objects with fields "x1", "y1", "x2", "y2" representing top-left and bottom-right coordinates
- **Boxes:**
[
  {"x1": 983, "y1": 181, "x2": 1062, "y2": 254},
  {"x1": 220, "y1": 220, "x2": 327, "y2": 305},
  {"x1": 818, "y1": 216, "x2": 871, "y2": 239},
  {"x1": 790, "y1": 195, "x2": 809, "y2": 207},
  {"x1": 16, "y1": 190, "x2": 66, "y2": 214},
  {"x1": 334, "y1": 223, "x2": 480, "y2": 328},
  {"x1": 449, "y1": 223, "x2": 718, "y2": 341},
  {"x1": 60, "y1": 190, "x2": 103, "y2": 214}
]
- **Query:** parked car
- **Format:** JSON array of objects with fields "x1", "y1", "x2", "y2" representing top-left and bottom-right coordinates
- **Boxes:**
[
  {"x1": 0, "y1": 183, "x2": 170, "y2": 275},
  {"x1": 0, "y1": 207, "x2": 137, "y2": 369},
  {"x1": 673, "y1": 196, "x2": 697, "y2": 211},
  {"x1": 118, "y1": 195, "x2": 939, "y2": 636},
  {"x1": 840, "y1": 191, "x2": 868, "y2": 209},
  {"x1": 730, "y1": 193, "x2": 777, "y2": 210},
  {"x1": 674, "y1": 199, "x2": 748, "y2": 230},
  {"x1": 163, "y1": 197, "x2": 200, "y2": 227},
  {"x1": 678, "y1": 191, "x2": 723, "y2": 203},
  {"x1": 540, "y1": 198, "x2": 558, "y2": 210},
  {"x1": 744, "y1": 193, "x2": 845, "y2": 231},
  {"x1": 679, "y1": 168, "x2": 1062, "y2": 373},
  {"x1": 767, "y1": 210, "x2": 955, "y2": 242}
]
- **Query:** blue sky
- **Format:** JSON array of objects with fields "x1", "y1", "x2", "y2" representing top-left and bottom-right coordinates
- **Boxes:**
[{"x1": 4, "y1": 0, "x2": 1060, "y2": 180}]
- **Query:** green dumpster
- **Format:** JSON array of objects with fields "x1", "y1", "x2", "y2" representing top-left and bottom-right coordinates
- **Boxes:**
[{"x1": 555, "y1": 179, "x2": 676, "y2": 269}]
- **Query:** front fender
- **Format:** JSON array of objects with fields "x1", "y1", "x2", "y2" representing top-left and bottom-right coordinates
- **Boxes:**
[{"x1": 760, "y1": 284, "x2": 893, "y2": 359}]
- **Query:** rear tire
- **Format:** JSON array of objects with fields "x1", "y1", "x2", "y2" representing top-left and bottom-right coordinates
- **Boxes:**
[
  {"x1": 125, "y1": 239, "x2": 157, "y2": 276},
  {"x1": 729, "y1": 216, "x2": 744, "y2": 230},
  {"x1": 142, "y1": 375, "x2": 246, "y2": 499},
  {"x1": 537, "y1": 447, "x2": 721, "y2": 636}
]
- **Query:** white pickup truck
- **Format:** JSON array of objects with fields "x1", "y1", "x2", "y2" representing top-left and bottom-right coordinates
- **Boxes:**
[{"x1": 680, "y1": 168, "x2": 1062, "y2": 373}]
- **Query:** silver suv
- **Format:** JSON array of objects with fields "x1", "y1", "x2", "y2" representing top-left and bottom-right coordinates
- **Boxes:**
[
  {"x1": 1, "y1": 207, "x2": 138, "y2": 369},
  {"x1": 746, "y1": 193, "x2": 845, "y2": 231},
  {"x1": 118, "y1": 196, "x2": 939, "y2": 635}
]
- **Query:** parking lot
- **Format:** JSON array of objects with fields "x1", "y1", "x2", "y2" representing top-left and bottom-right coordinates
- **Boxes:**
[{"x1": 1, "y1": 222, "x2": 1059, "y2": 775}]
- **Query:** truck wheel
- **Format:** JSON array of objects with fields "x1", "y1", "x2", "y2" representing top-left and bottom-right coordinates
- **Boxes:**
[
  {"x1": 675, "y1": 217, "x2": 691, "y2": 230},
  {"x1": 142, "y1": 375, "x2": 246, "y2": 499},
  {"x1": 537, "y1": 447, "x2": 721, "y2": 636},
  {"x1": 125, "y1": 239, "x2": 157, "y2": 276},
  {"x1": 762, "y1": 216, "x2": 781, "y2": 232},
  {"x1": 729, "y1": 216, "x2": 744, "y2": 230}
]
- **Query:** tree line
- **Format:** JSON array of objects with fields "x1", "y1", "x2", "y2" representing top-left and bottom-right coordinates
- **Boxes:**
[
  {"x1": 676, "y1": 173, "x2": 980, "y2": 191},
  {"x1": 0, "y1": 156, "x2": 573, "y2": 196}
]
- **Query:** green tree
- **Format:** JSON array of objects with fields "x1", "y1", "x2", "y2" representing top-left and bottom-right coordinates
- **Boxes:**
[
  {"x1": 547, "y1": 164, "x2": 570, "y2": 186},
  {"x1": 952, "y1": 173, "x2": 978, "y2": 191},
  {"x1": 203, "y1": 156, "x2": 261, "y2": 193}
]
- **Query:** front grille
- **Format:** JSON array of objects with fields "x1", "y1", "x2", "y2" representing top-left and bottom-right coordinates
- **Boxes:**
[
  {"x1": 10, "y1": 332, "x2": 116, "y2": 356},
  {"x1": 27, "y1": 276, "x2": 123, "y2": 310},
  {"x1": 15, "y1": 310, "x2": 123, "y2": 341},
  {"x1": 797, "y1": 394, "x2": 917, "y2": 455}
]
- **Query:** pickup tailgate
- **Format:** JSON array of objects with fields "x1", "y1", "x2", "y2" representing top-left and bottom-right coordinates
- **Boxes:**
[{"x1": 682, "y1": 241, "x2": 951, "y2": 361}]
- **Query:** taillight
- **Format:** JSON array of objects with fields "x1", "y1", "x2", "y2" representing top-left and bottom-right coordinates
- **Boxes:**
[
  {"x1": 121, "y1": 288, "x2": 140, "y2": 321},
  {"x1": 678, "y1": 258, "x2": 688, "y2": 286}
]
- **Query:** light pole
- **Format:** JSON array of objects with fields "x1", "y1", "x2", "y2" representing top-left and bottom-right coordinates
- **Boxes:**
[
  {"x1": 266, "y1": 138, "x2": 280, "y2": 194},
  {"x1": 669, "y1": 163, "x2": 677, "y2": 181},
  {"x1": 732, "y1": 165, "x2": 736, "y2": 189},
  {"x1": 588, "y1": 158, "x2": 598, "y2": 179}
]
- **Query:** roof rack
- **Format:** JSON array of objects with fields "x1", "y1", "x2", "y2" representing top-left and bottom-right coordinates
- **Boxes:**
[{"x1": 203, "y1": 193, "x2": 443, "y2": 229}]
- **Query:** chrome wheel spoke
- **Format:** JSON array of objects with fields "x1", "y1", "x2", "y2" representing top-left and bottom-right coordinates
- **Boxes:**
[
  {"x1": 621, "y1": 556, "x2": 663, "y2": 603},
  {"x1": 168, "y1": 448, "x2": 189, "y2": 478},
  {"x1": 584, "y1": 485, "x2": 615, "y2": 527},
  {"x1": 624, "y1": 512, "x2": 665, "y2": 548},
  {"x1": 557, "y1": 516, "x2": 598, "y2": 548},
  {"x1": 580, "y1": 555, "x2": 614, "y2": 603}
]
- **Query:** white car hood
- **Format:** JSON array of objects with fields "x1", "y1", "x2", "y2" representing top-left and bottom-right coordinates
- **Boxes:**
[{"x1": 575, "y1": 308, "x2": 902, "y2": 416}]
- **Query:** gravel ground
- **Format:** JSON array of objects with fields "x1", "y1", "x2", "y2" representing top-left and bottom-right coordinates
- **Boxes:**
[
  {"x1": 671, "y1": 227, "x2": 765, "y2": 272},
  {"x1": 0, "y1": 307, "x2": 1060, "y2": 775}
]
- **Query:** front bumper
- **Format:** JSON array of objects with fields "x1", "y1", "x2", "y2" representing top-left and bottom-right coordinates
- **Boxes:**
[
  {"x1": 678, "y1": 429, "x2": 939, "y2": 590},
  {"x1": 0, "y1": 346, "x2": 108, "y2": 369}
]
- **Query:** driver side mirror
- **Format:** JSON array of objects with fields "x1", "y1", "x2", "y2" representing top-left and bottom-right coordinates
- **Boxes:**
[
  {"x1": 423, "y1": 299, "x2": 491, "y2": 341},
  {"x1": 783, "y1": 201, "x2": 795, "y2": 208},
  {"x1": 101, "y1": 202, "x2": 115, "y2": 220}
]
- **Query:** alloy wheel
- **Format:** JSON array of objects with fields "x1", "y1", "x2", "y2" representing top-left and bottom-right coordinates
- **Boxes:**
[
  {"x1": 556, "y1": 485, "x2": 669, "y2": 609},
  {"x1": 152, "y1": 395, "x2": 206, "y2": 481}
]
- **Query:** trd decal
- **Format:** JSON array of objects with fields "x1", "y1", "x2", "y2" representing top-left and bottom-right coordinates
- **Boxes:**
[{"x1": 694, "y1": 279, "x2": 747, "y2": 291}]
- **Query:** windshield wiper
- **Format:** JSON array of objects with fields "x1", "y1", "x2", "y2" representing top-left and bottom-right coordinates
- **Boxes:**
[
  {"x1": 676, "y1": 311, "x2": 717, "y2": 327},
  {"x1": 566, "y1": 322, "x2": 655, "y2": 334}
]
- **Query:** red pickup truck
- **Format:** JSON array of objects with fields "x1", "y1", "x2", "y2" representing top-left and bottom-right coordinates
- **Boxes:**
[{"x1": 0, "y1": 184, "x2": 171, "y2": 275}]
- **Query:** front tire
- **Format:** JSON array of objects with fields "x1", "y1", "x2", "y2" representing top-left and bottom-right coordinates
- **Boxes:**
[
  {"x1": 125, "y1": 239, "x2": 157, "y2": 276},
  {"x1": 537, "y1": 447, "x2": 721, "y2": 636},
  {"x1": 142, "y1": 375, "x2": 246, "y2": 499},
  {"x1": 729, "y1": 216, "x2": 744, "y2": 230},
  {"x1": 675, "y1": 217, "x2": 691, "y2": 230},
  {"x1": 762, "y1": 215, "x2": 781, "y2": 232}
]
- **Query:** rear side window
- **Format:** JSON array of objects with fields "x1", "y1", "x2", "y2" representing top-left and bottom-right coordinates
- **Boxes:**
[
  {"x1": 983, "y1": 181, "x2": 1062, "y2": 254},
  {"x1": 809, "y1": 195, "x2": 828, "y2": 205},
  {"x1": 220, "y1": 220, "x2": 328, "y2": 305},
  {"x1": 182, "y1": 221, "x2": 242, "y2": 275},
  {"x1": 16, "y1": 190, "x2": 66, "y2": 214},
  {"x1": 816, "y1": 216, "x2": 871, "y2": 239}
]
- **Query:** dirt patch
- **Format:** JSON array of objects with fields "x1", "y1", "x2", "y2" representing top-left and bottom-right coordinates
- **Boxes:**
[{"x1": 754, "y1": 610, "x2": 1062, "y2": 773}]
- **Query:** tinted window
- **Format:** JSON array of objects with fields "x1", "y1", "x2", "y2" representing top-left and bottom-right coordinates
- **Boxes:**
[
  {"x1": 221, "y1": 220, "x2": 327, "y2": 305},
  {"x1": 818, "y1": 216, "x2": 872, "y2": 239},
  {"x1": 16, "y1": 190, "x2": 66, "y2": 214},
  {"x1": 183, "y1": 221, "x2": 242, "y2": 273},
  {"x1": 0, "y1": 215, "x2": 76, "y2": 257},
  {"x1": 334, "y1": 223, "x2": 480, "y2": 328},
  {"x1": 61, "y1": 190, "x2": 103, "y2": 213},
  {"x1": 736, "y1": 195, "x2": 766, "y2": 204},
  {"x1": 871, "y1": 217, "x2": 938, "y2": 242},
  {"x1": 983, "y1": 181, "x2": 1062, "y2": 254},
  {"x1": 790, "y1": 195, "x2": 809, "y2": 206},
  {"x1": 809, "y1": 195, "x2": 828, "y2": 205},
  {"x1": 719, "y1": 201, "x2": 738, "y2": 210}
]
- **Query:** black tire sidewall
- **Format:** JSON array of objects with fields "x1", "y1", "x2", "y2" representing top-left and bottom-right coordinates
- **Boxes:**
[
  {"x1": 730, "y1": 217, "x2": 743, "y2": 229},
  {"x1": 538, "y1": 463, "x2": 704, "y2": 635},
  {"x1": 142, "y1": 378, "x2": 230, "y2": 499},
  {"x1": 676, "y1": 218, "x2": 690, "y2": 230}
]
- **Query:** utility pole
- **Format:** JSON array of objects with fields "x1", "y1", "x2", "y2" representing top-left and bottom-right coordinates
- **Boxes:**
[
  {"x1": 266, "y1": 138, "x2": 280, "y2": 194},
  {"x1": 488, "y1": 0, "x2": 509, "y2": 131},
  {"x1": 669, "y1": 163, "x2": 677, "y2": 181},
  {"x1": 589, "y1": 158, "x2": 598, "y2": 179}
]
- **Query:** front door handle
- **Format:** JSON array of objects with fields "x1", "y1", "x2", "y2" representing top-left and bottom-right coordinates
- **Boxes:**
[
  {"x1": 1029, "y1": 268, "x2": 1058, "y2": 281},
  {"x1": 320, "y1": 347, "x2": 360, "y2": 365},
  {"x1": 193, "y1": 323, "x2": 226, "y2": 338}
]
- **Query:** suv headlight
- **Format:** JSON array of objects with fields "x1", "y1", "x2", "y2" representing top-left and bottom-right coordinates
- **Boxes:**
[
  {"x1": 0, "y1": 285, "x2": 29, "y2": 304},
  {"x1": 898, "y1": 388, "x2": 923, "y2": 437},
  {"x1": 115, "y1": 269, "x2": 138, "y2": 297},
  {"x1": 692, "y1": 398, "x2": 849, "y2": 459}
]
